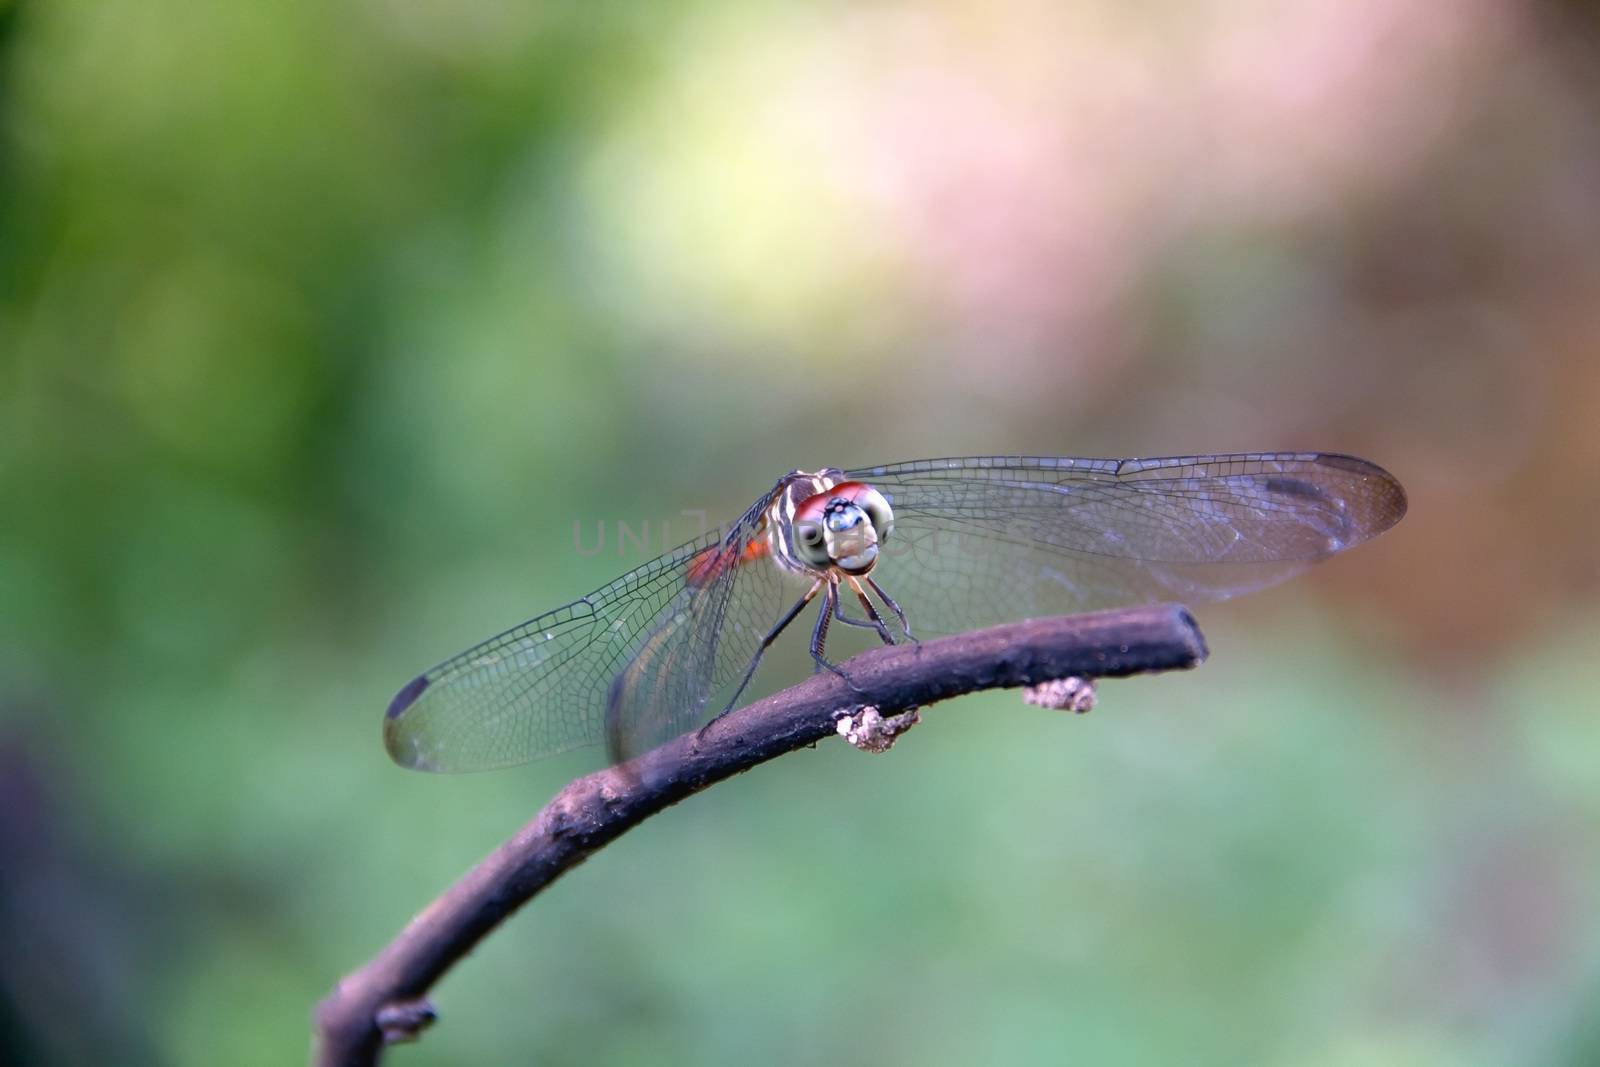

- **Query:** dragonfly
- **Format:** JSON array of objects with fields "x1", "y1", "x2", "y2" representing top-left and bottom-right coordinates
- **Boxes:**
[{"x1": 384, "y1": 452, "x2": 1406, "y2": 772}]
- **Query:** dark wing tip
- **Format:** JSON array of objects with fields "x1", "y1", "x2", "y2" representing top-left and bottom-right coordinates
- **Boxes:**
[
  {"x1": 383, "y1": 674, "x2": 437, "y2": 770},
  {"x1": 1299, "y1": 453, "x2": 1408, "y2": 544},
  {"x1": 386, "y1": 674, "x2": 430, "y2": 721},
  {"x1": 1372, "y1": 462, "x2": 1409, "y2": 526}
]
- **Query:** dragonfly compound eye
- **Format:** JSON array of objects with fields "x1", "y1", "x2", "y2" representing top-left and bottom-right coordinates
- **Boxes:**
[
  {"x1": 794, "y1": 520, "x2": 830, "y2": 567},
  {"x1": 854, "y1": 486, "x2": 894, "y2": 543}
]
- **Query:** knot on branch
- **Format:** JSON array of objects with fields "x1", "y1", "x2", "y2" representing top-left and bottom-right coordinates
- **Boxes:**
[
  {"x1": 834, "y1": 705, "x2": 922, "y2": 752},
  {"x1": 1023, "y1": 676, "x2": 1097, "y2": 713},
  {"x1": 376, "y1": 998, "x2": 437, "y2": 1045}
]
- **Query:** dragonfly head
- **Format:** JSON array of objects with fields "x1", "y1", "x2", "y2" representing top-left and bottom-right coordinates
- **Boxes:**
[{"x1": 793, "y1": 483, "x2": 894, "y2": 575}]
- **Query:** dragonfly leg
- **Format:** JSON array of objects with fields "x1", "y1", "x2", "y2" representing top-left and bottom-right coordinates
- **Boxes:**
[
  {"x1": 810, "y1": 582, "x2": 836, "y2": 673},
  {"x1": 839, "y1": 576, "x2": 896, "y2": 646},
  {"x1": 865, "y1": 575, "x2": 915, "y2": 642},
  {"x1": 810, "y1": 581, "x2": 867, "y2": 693},
  {"x1": 714, "y1": 578, "x2": 824, "y2": 719}
]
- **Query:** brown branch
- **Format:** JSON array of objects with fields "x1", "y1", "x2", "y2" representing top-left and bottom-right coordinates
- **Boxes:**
[{"x1": 311, "y1": 603, "x2": 1208, "y2": 1066}]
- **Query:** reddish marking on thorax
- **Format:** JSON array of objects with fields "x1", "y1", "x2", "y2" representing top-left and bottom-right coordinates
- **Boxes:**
[
  {"x1": 793, "y1": 481, "x2": 875, "y2": 522},
  {"x1": 685, "y1": 536, "x2": 771, "y2": 588}
]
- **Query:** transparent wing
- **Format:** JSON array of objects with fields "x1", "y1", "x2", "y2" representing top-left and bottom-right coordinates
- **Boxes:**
[
  {"x1": 847, "y1": 453, "x2": 1407, "y2": 636},
  {"x1": 383, "y1": 493, "x2": 802, "y2": 772},
  {"x1": 387, "y1": 453, "x2": 1406, "y2": 771}
]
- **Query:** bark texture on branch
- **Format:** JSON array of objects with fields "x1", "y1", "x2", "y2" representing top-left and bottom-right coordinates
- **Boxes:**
[{"x1": 313, "y1": 603, "x2": 1208, "y2": 1066}]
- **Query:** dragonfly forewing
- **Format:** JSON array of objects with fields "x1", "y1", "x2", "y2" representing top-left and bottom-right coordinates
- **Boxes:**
[
  {"x1": 847, "y1": 453, "x2": 1405, "y2": 637},
  {"x1": 384, "y1": 497, "x2": 798, "y2": 771}
]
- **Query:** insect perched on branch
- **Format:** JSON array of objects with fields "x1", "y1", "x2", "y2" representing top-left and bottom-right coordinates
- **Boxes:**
[{"x1": 383, "y1": 452, "x2": 1406, "y2": 770}]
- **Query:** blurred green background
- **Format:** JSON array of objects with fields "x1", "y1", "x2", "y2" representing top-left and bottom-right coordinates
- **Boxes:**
[{"x1": 4, "y1": 0, "x2": 1599, "y2": 1064}]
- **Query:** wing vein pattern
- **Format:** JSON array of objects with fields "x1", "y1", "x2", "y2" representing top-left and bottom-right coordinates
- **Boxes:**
[{"x1": 385, "y1": 452, "x2": 1405, "y2": 771}]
